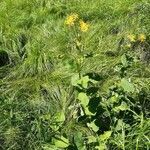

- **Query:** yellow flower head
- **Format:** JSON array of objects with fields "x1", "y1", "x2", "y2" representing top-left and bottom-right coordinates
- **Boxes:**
[
  {"x1": 65, "y1": 13, "x2": 78, "y2": 26},
  {"x1": 138, "y1": 34, "x2": 146, "y2": 42},
  {"x1": 79, "y1": 20, "x2": 89, "y2": 32},
  {"x1": 127, "y1": 34, "x2": 136, "y2": 42}
]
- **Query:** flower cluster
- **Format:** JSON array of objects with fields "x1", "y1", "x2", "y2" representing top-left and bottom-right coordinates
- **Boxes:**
[
  {"x1": 65, "y1": 13, "x2": 89, "y2": 32},
  {"x1": 127, "y1": 34, "x2": 136, "y2": 42},
  {"x1": 127, "y1": 34, "x2": 146, "y2": 42},
  {"x1": 65, "y1": 13, "x2": 78, "y2": 26},
  {"x1": 138, "y1": 34, "x2": 146, "y2": 42},
  {"x1": 79, "y1": 20, "x2": 89, "y2": 32}
]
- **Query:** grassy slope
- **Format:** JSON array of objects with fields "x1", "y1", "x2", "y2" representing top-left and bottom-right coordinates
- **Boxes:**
[{"x1": 0, "y1": 0, "x2": 150, "y2": 149}]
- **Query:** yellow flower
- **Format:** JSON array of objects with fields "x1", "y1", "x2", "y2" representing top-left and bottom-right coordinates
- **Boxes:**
[
  {"x1": 65, "y1": 13, "x2": 78, "y2": 26},
  {"x1": 138, "y1": 34, "x2": 146, "y2": 42},
  {"x1": 79, "y1": 20, "x2": 89, "y2": 32},
  {"x1": 127, "y1": 34, "x2": 136, "y2": 42}
]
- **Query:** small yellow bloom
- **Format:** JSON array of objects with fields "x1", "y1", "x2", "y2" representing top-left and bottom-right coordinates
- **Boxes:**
[
  {"x1": 79, "y1": 20, "x2": 89, "y2": 32},
  {"x1": 65, "y1": 13, "x2": 78, "y2": 26},
  {"x1": 127, "y1": 34, "x2": 136, "y2": 42},
  {"x1": 138, "y1": 34, "x2": 146, "y2": 42}
]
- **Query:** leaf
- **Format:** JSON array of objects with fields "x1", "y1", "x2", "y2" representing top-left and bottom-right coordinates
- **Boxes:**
[
  {"x1": 115, "y1": 119, "x2": 123, "y2": 131},
  {"x1": 120, "y1": 78, "x2": 135, "y2": 93},
  {"x1": 74, "y1": 132, "x2": 84, "y2": 150},
  {"x1": 109, "y1": 95, "x2": 119, "y2": 104},
  {"x1": 84, "y1": 107, "x2": 95, "y2": 116},
  {"x1": 55, "y1": 111, "x2": 65, "y2": 122},
  {"x1": 42, "y1": 144, "x2": 58, "y2": 150},
  {"x1": 78, "y1": 76, "x2": 90, "y2": 88},
  {"x1": 95, "y1": 144, "x2": 106, "y2": 150},
  {"x1": 87, "y1": 135, "x2": 97, "y2": 144},
  {"x1": 121, "y1": 54, "x2": 128, "y2": 67},
  {"x1": 81, "y1": 76, "x2": 90, "y2": 88},
  {"x1": 113, "y1": 102, "x2": 129, "y2": 112},
  {"x1": 71, "y1": 75, "x2": 94, "y2": 89},
  {"x1": 49, "y1": 124, "x2": 59, "y2": 131},
  {"x1": 53, "y1": 136, "x2": 69, "y2": 148},
  {"x1": 99, "y1": 131, "x2": 112, "y2": 141},
  {"x1": 78, "y1": 92, "x2": 89, "y2": 107},
  {"x1": 71, "y1": 73, "x2": 80, "y2": 86},
  {"x1": 87, "y1": 121, "x2": 99, "y2": 132}
]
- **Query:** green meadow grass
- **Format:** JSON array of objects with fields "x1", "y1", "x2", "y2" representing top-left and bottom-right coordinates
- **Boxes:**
[{"x1": 0, "y1": 0, "x2": 150, "y2": 149}]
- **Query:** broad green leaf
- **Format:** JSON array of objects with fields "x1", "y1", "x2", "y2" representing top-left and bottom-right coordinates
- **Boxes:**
[
  {"x1": 95, "y1": 144, "x2": 106, "y2": 150},
  {"x1": 99, "y1": 131, "x2": 112, "y2": 141},
  {"x1": 71, "y1": 74, "x2": 80, "y2": 86},
  {"x1": 109, "y1": 95, "x2": 119, "y2": 104},
  {"x1": 120, "y1": 78, "x2": 135, "y2": 93},
  {"x1": 74, "y1": 132, "x2": 84, "y2": 150},
  {"x1": 80, "y1": 76, "x2": 90, "y2": 88},
  {"x1": 49, "y1": 124, "x2": 59, "y2": 131},
  {"x1": 78, "y1": 92, "x2": 89, "y2": 107},
  {"x1": 42, "y1": 144, "x2": 58, "y2": 150},
  {"x1": 87, "y1": 135, "x2": 97, "y2": 144},
  {"x1": 113, "y1": 102, "x2": 129, "y2": 112},
  {"x1": 55, "y1": 111, "x2": 65, "y2": 122},
  {"x1": 84, "y1": 107, "x2": 95, "y2": 116},
  {"x1": 87, "y1": 121, "x2": 99, "y2": 132},
  {"x1": 78, "y1": 76, "x2": 90, "y2": 88},
  {"x1": 53, "y1": 136, "x2": 69, "y2": 148},
  {"x1": 71, "y1": 75, "x2": 95, "y2": 89}
]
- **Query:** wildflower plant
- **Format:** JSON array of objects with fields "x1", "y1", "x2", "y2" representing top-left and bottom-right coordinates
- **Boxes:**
[{"x1": 64, "y1": 13, "x2": 90, "y2": 75}]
